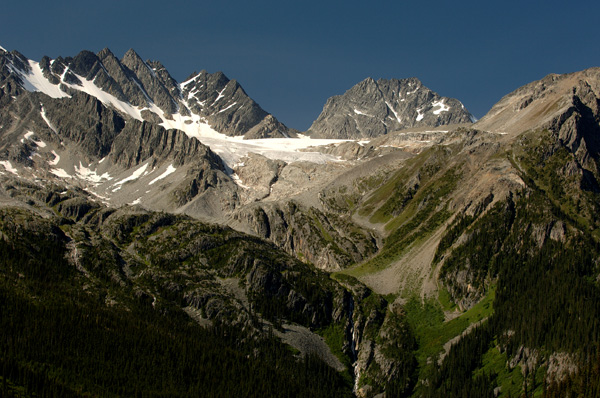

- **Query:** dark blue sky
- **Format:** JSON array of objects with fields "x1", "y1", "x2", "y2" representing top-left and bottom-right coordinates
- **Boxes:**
[{"x1": 2, "y1": 0, "x2": 599, "y2": 130}]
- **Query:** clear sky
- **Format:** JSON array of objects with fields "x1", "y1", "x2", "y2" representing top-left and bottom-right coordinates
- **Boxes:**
[{"x1": 2, "y1": 0, "x2": 599, "y2": 131}]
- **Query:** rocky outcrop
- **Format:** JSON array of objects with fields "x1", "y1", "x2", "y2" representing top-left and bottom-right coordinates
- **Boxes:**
[
  {"x1": 335, "y1": 276, "x2": 417, "y2": 396},
  {"x1": 474, "y1": 68, "x2": 600, "y2": 194},
  {"x1": 121, "y1": 49, "x2": 178, "y2": 114},
  {"x1": 232, "y1": 153, "x2": 285, "y2": 201},
  {"x1": 0, "y1": 50, "x2": 29, "y2": 104},
  {"x1": 42, "y1": 91, "x2": 126, "y2": 158},
  {"x1": 230, "y1": 201, "x2": 378, "y2": 271},
  {"x1": 109, "y1": 119, "x2": 224, "y2": 170},
  {"x1": 307, "y1": 77, "x2": 473, "y2": 139},
  {"x1": 244, "y1": 114, "x2": 296, "y2": 139},
  {"x1": 552, "y1": 78, "x2": 600, "y2": 174},
  {"x1": 180, "y1": 70, "x2": 294, "y2": 138}
]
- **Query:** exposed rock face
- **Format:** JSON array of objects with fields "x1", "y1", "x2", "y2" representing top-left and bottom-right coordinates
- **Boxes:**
[
  {"x1": 475, "y1": 67, "x2": 600, "y2": 189},
  {"x1": 232, "y1": 153, "x2": 285, "y2": 201},
  {"x1": 41, "y1": 91, "x2": 127, "y2": 158},
  {"x1": 307, "y1": 77, "x2": 473, "y2": 139},
  {"x1": 553, "y1": 78, "x2": 600, "y2": 171},
  {"x1": 179, "y1": 70, "x2": 292, "y2": 138},
  {"x1": 0, "y1": 50, "x2": 29, "y2": 103},
  {"x1": 244, "y1": 114, "x2": 296, "y2": 139},
  {"x1": 0, "y1": 47, "x2": 292, "y2": 138},
  {"x1": 121, "y1": 48, "x2": 178, "y2": 114},
  {"x1": 230, "y1": 201, "x2": 378, "y2": 271},
  {"x1": 109, "y1": 119, "x2": 225, "y2": 170},
  {"x1": 475, "y1": 68, "x2": 600, "y2": 140}
]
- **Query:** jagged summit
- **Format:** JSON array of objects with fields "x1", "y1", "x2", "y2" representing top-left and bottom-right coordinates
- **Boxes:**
[
  {"x1": 0, "y1": 45, "x2": 342, "y2": 222},
  {"x1": 0, "y1": 47, "x2": 293, "y2": 139},
  {"x1": 307, "y1": 76, "x2": 474, "y2": 139}
]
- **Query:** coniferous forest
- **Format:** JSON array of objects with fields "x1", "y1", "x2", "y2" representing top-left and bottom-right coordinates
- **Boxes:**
[{"x1": 0, "y1": 212, "x2": 353, "y2": 397}]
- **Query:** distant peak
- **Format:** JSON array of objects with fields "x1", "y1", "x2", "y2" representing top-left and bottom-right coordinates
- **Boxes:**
[
  {"x1": 362, "y1": 77, "x2": 376, "y2": 84},
  {"x1": 183, "y1": 71, "x2": 200, "y2": 83},
  {"x1": 213, "y1": 71, "x2": 228, "y2": 79},
  {"x1": 69, "y1": 50, "x2": 100, "y2": 76},
  {"x1": 122, "y1": 48, "x2": 143, "y2": 61},
  {"x1": 97, "y1": 47, "x2": 116, "y2": 59},
  {"x1": 0, "y1": 44, "x2": 6, "y2": 53}
]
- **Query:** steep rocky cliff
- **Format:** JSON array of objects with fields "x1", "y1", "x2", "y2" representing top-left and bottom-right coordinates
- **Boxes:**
[{"x1": 307, "y1": 77, "x2": 473, "y2": 139}]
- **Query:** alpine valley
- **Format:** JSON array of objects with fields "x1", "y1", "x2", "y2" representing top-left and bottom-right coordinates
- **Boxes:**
[{"x1": 1, "y1": 44, "x2": 599, "y2": 398}]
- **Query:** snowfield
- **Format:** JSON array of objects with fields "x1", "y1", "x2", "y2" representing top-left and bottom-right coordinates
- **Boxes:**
[{"x1": 12, "y1": 55, "x2": 351, "y2": 168}]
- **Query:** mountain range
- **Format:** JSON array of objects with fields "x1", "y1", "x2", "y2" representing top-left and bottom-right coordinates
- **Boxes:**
[{"x1": 1, "y1": 45, "x2": 599, "y2": 398}]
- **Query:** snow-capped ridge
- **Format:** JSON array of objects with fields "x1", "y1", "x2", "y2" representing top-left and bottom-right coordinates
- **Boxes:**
[{"x1": 11, "y1": 59, "x2": 69, "y2": 99}]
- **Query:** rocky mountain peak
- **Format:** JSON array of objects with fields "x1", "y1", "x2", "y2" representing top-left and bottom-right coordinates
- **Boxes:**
[
  {"x1": 121, "y1": 48, "x2": 144, "y2": 65},
  {"x1": 178, "y1": 69, "x2": 291, "y2": 138},
  {"x1": 69, "y1": 50, "x2": 101, "y2": 78},
  {"x1": 1, "y1": 49, "x2": 29, "y2": 72},
  {"x1": 0, "y1": 46, "x2": 293, "y2": 138},
  {"x1": 475, "y1": 67, "x2": 600, "y2": 139},
  {"x1": 356, "y1": 76, "x2": 377, "y2": 88},
  {"x1": 307, "y1": 76, "x2": 473, "y2": 139},
  {"x1": 97, "y1": 47, "x2": 114, "y2": 59}
]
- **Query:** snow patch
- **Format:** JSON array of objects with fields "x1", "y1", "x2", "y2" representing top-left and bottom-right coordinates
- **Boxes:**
[
  {"x1": 385, "y1": 101, "x2": 402, "y2": 124},
  {"x1": 0, "y1": 161, "x2": 18, "y2": 175},
  {"x1": 149, "y1": 164, "x2": 176, "y2": 185},
  {"x1": 50, "y1": 168, "x2": 72, "y2": 178},
  {"x1": 60, "y1": 72, "x2": 144, "y2": 121},
  {"x1": 22, "y1": 131, "x2": 47, "y2": 148},
  {"x1": 113, "y1": 162, "x2": 149, "y2": 186},
  {"x1": 130, "y1": 198, "x2": 142, "y2": 205},
  {"x1": 40, "y1": 106, "x2": 58, "y2": 134},
  {"x1": 88, "y1": 191, "x2": 111, "y2": 202},
  {"x1": 12, "y1": 60, "x2": 70, "y2": 99},
  {"x1": 75, "y1": 162, "x2": 112, "y2": 184},
  {"x1": 218, "y1": 102, "x2": 237, "y2": 113},
  {"x1": 180, "y1": 74, "x2": 199, "y2": 88},
  {"x1": 231, "y1": 173, "x2": 249, "y2": 189},
  {"x1": 353, "y1": 109, "x2": 373, "y2": 117},
  {"x1": 214, "y1": 86, "x2": 227, "y2": 103},
  {"x1": 49, "y1": 151, "x2": 60, "y2": 166},
  {"x1": 33, "y1": 139, "x2": 46, "y2": 148},
  {"x1": 416, "y1": 108, "x2": 424, "y2": 122},
  {"x1": 432, "y1": 100, "x2": 450, "y2": 115}
]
